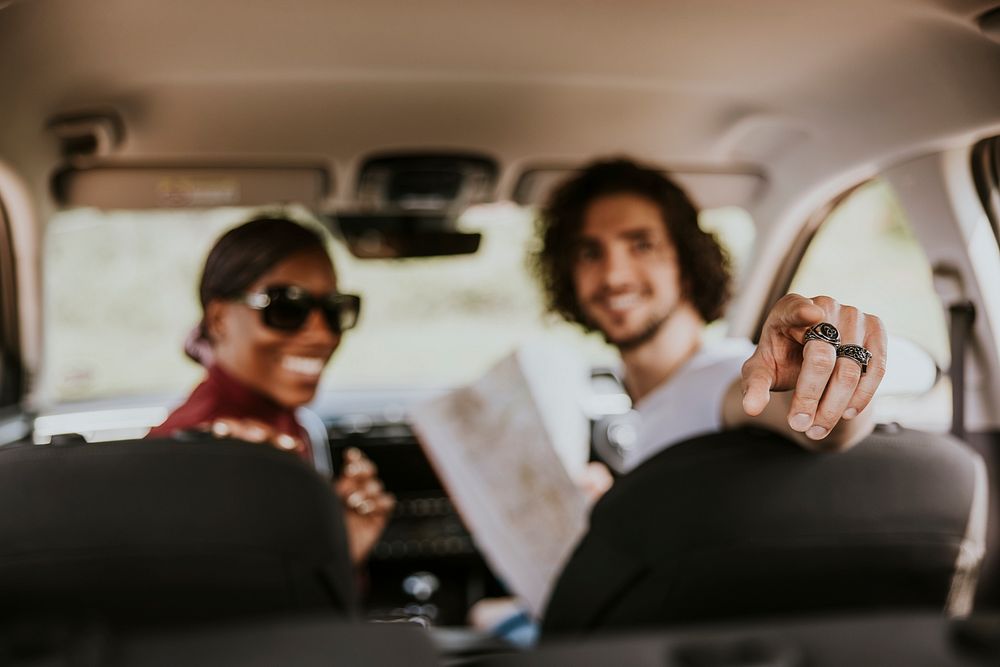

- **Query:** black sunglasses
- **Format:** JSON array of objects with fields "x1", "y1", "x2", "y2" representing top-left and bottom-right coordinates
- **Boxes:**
[{"x1": 237, "y1": 285, "x2": 361, "y2": 334}]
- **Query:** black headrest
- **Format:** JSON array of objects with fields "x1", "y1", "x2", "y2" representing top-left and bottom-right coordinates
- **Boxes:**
[
  {"x1": 543, "y1": 426, "x2": 987, "y2": 635},
  {"x1": 0, "y1": 437, "x2": 356, "y2": 624}
]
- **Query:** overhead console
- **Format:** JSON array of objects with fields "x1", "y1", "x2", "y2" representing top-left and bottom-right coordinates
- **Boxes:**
[{"x1": 331, "y1": 152, "x2": 498, "y2": 259}]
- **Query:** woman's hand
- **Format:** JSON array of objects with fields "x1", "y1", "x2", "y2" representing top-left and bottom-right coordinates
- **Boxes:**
[
  {"x1": 201, "y1": 422, "x2": 394, "y2": 564},
  {"x1": 334, "y1": 447, "x2": 396, "y2": 565},
  {"x1": 577, "y1": 461, "x2": 614, "y2": 506}
]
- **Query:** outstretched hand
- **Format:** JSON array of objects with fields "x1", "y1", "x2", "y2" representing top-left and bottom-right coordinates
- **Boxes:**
[{"x1": 741, "y1": 294, "x2": 886, "y2": 442}]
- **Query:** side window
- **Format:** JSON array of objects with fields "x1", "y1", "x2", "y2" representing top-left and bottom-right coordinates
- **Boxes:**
[
  {"x1": 0, "y1": 197, "x2": 20, "y2": 410},
  {"x1": 788, "y1": 180, "x2": 950, "y2": 431}
]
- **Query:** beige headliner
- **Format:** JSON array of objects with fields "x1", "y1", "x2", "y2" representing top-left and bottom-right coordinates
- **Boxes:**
[
  {"x1": 4, "y1": 0, "x2": 1000, "y2": 380},
  {"x1": 3, "y1": 0, "x2": 1000, "y2": 208}
]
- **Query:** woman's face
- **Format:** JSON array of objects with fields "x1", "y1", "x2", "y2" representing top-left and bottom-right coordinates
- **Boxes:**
[{"x1": 208, "y1": 248, "x2": 341, "y2": 407}]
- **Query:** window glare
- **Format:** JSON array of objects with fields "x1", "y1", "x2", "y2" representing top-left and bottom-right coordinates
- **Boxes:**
[
  {"x1": 788, "y1": 180, "x2": 950, "y2": 430},
  {"x1": 43, "y1": 202, "x2": 755, "y2": 403}
]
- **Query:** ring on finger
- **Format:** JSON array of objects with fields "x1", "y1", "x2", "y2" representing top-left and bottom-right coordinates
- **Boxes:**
[
  {"x1": 804, "y1": 322, "x2": 841, "y2": 347},
  {"x1": 346, "y1": 490, "x2": 366, "y2": 509},
  {"x1": 275, "y1": 433, "x2": 299, "y2": 451},
  {"x1": 211, "y1": 421, "x2": 231, "y2": 438},
  {"x1": 836, "y1": 343, "x2": 873, "y2": 374}
]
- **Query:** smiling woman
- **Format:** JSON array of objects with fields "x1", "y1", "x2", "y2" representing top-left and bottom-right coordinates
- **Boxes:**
[
  {"x1": 144, "y1": 215, "x2": 395, "y2": 565},
  {"x1": 146, "y1": 217, "x2": 348, "y2": 447}
]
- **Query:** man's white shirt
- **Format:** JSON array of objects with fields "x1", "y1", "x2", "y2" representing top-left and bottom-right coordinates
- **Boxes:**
[{"x1": 625, "y1": 337, "x2": 756, "y2": 472}]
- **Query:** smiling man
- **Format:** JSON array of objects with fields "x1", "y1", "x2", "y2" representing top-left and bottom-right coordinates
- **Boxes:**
[{"x1": 535, "y1": 158, "x2": 887, "y2": 470}]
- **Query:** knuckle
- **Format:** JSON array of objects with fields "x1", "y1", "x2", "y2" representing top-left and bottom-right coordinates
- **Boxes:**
[
  {"x1": 794, "y1": 393, "x2": 820, "y2": 411},
  {"x1": 834, "y1": 361, "x2": 862, "y2": 384},
  {"x1": 812, "y1": 295, "x2": 836, "y2": 308},
  {"x1": 853, "y1": 386, "x2": 876, "y2": 406},
  {"x1": 810, "y1": 353, "x2": 837, "y2": 375},
  {"x1": 813, "y1": 406, "x2": 840, "y2": 427},
  {"x1": 864, "y1": 312, "x2": 885, "y2": 328}
]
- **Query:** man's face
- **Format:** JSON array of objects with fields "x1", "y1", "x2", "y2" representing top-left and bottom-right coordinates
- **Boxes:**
[{"x1": 571, "y1": 193, "x2": 685, "y2": 349}]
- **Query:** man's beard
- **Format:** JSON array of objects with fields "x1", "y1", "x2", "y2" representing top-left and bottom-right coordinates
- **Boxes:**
[{"x1": 599, "y1": 302, "x2": 679, "y2": 352}]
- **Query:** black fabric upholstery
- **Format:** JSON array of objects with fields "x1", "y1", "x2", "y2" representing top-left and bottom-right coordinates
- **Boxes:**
[
  {"x1": 543, "y1": 427, "x2": 985, "y2": 635},
  {"x1": 112, "y1": 615, "x2": 439, "y2": 667},
  {"x1": 2, "y1": 614, "x2": 441, "y2": 667},
  {"x1": 0, "y1": 437, "x2": 355, "y2": 624},
  {"x1": 476, "y1": 614, "x2": 990, "y2": 667}
]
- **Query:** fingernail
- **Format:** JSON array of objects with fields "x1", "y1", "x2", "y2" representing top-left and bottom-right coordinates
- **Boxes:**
[
  {"x1": 807, "y1": 426, "x2": 828, "y2": 439},
  {"x1": 843, "y1": 408, "x2": 858, "y2": 419},
  {"x1": 211, "y1": 421, "x2": 230, "y2": 438},
  {"x1": 789, "y1": 413, "x2": 811, "y2": 431},
  {"x1": 246, "y1": 426, "x2": 265, "y2": 441}
]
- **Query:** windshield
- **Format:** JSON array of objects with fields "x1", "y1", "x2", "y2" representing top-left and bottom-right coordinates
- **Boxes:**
[{"x1": 42, "y1": 203, "x2": 755, "y2": 404}]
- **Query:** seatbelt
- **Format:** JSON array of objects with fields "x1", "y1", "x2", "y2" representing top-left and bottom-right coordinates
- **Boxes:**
[{"x1": 949, "y1": 301, "x2": 976, "y2": 441}]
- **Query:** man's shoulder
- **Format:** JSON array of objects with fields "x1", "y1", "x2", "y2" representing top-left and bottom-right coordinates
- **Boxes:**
[
  {"x1": 691, "y1": 336, "x2": 755, "y2": 366},
  {"x1": 635, "y1": 337, "x2": 751, "y2": 410}
]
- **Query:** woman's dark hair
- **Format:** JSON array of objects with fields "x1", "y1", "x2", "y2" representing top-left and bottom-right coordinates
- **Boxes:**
[
  {"x1": 532, "y1": 158, "x2": 731, "y2": 328},
  {"x1": 199, "y1": 216, "x2": 329, "y2": 309},
  {"x1": 188, "y1": 216, "x2": 331, "y2": 362}
]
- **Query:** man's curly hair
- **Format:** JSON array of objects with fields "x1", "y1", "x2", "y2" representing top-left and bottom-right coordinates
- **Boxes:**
[{"x1": 532, "y1": 158, "x2": 731, "y2": 330}]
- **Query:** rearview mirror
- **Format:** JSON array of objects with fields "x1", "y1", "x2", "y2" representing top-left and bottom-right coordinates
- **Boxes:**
[{"x1": 332, "y1": 214, "x2": 481, "y2": 259}]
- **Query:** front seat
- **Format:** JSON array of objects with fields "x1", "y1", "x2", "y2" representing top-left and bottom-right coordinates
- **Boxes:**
[
  {"x1": 543, "y1": 426, "x2": 988, "y2": 635},
  {"x1": 0, "y1": 436, "x2": 356, "y2": 624}
]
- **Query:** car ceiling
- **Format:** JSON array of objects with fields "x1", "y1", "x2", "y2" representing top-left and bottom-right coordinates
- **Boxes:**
[
  {"x1": 2, "y1": 0, "x2": 1000, "y2": 219},
  {"x1": 2, "y1": 0, "x2": 1000, "y2": 402}
]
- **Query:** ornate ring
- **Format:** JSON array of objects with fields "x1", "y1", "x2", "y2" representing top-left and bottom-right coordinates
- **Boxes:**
[
  {"x1": 210, "y1": 420, "x2": 232, "y2": 438},
  {"x1": 803, "y1": 322, "x2": 841, "y2": 347},
  {"x1": 837, "y1": 343, "x2": 873, "y2": 374}
]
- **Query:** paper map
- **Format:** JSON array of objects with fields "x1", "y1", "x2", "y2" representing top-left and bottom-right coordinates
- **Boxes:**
[{"x1": 409, "y1": 342, "x2": 591, "y2": 616}]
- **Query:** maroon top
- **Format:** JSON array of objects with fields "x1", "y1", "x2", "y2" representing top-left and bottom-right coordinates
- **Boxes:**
[{"x1": 147, "y1": 363, "x2": 312, "y2": 463}]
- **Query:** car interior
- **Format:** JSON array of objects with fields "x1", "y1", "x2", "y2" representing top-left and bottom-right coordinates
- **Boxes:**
[{"x1": 5, "y1": 0, "x2": 1000, "y2": 664}]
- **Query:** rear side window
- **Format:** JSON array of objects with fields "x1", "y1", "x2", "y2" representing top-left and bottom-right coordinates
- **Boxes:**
[
  {"x1": 788, "y1": 180, "x2": 949, "y2": 431},
  {"x1": 0, "y1": 198, "x2": 20, "y2": 410}
]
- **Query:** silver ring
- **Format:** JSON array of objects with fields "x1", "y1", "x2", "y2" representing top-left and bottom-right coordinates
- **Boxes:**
[
  {"x1": 210, "y1": 420, "x2": 231, "y2": 438},
  {"x1": 803, "y1": 322, "x2": 841, "y2": 347},
  {"x1": 837, "y1": 343, "x2": 873, "y2": 374},
  {"x1": 346, "y1": 491, "x2": 376, "y2": 516}
]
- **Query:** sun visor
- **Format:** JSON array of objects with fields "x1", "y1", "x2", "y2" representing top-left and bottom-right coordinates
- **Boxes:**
[
  {"x1": 513, "y1": 166, "x2": 766, "y2": 210},
  {"x1": 52, "y1": 165, "x2": 330, "y2": 210}
]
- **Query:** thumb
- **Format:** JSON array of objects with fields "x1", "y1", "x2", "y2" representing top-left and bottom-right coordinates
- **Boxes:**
[{"x1": 741, "y1": 361, "x2": 774, "y2": 416}]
